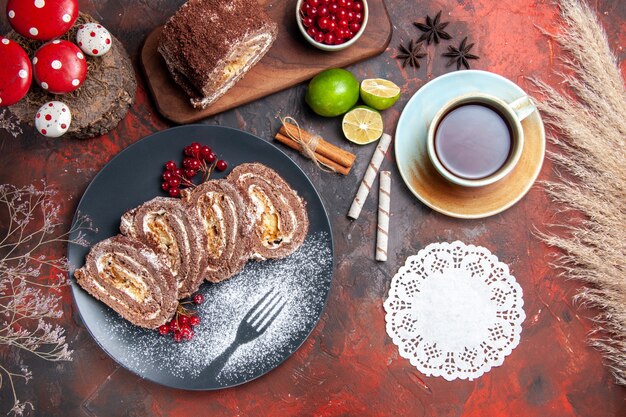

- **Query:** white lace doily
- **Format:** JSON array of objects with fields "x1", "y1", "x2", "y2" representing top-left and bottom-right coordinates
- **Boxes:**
[{"x1": 384, "y1": 241, "x2": 525, "y2": 381}]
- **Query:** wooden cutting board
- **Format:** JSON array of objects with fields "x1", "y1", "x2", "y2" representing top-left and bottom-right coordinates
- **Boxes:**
[{"x1": 140, "y1": 0, "x2": 392, "y2": 124}]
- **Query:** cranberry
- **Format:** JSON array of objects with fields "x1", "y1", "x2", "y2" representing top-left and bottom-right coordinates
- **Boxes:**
[
  {"x1": 184, "y1": 168, "x2": 197, "y2": 178},
  {"x1": 169, "y1": 319, "x2": 179, "y2": 332},
  {"x1": 318, "y1": 16, "x2": 331, "y2": 30},
  {"x1": 324, "y1": 32, "x2": 335, "y2": 44},
  {"x1": 183, "y1": 157, "x2": 195, "y2": 168},
  {"x1": 215, "y1": 160, "x2": 228, "y2": 172},
  {"x1": 162, "y1": 171, "x2": 174, "y2": 181},
  {"x1": 158, "y1": 325, "x2": 169, "y2": 335},
  {"x1": 179, "y1": 316, "x2": 190, "y2": 325},
  {"x1": 193, "y1": 294, "x2": 205, "y2": 304},
  {"x1": 200, "y1": 145, "x2": 212, "y2": 159},
  {"x1": 168, "y1": 187, "x2": 180, "y2": 198},
  {"x1": 174, "y1": 168, "x2": 184, "y2": 178},
  {"x1": 349, "y1": 22, "x2": 361, "y2": 33},
  {"x1": 173, "y1": 331, "x2": 183, "y2": 343},
  {"x1": 168, "y1": 177, "x2": 181, "y2": 188},
  {"x1": 353, "y1": 1, "x2": 363, "y2": 12},
  {"x1": 206, "y1": 152, "x2": 217, "y2": 163},
  {"x1": 189, "y1": 315, "x2": 201, "y2": 326},
  {"x1": 314, "y1": 31, "x2": 325, "y2": 43},
  {"x1": 180, "y1": 324, "x2": 192, "y2": 335},
  {"x1": 184, "y1": 329, "x2": 194, "y2": 341},
  {"x1": 165, "y1": 161, "x2": 177, "y2": 171},
  {"x1": 161, "y1": 182, "x2": 171, "y2": 191},
  {"x1": 338, "y1": 19, "x2": 349, "y2": 29},
  {"x1": 302, "y1": 16, "x2": 314, "y2": 27}
]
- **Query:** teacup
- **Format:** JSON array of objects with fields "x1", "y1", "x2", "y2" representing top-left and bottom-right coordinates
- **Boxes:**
[{"x1": 426, "y1": 93, "x2": 536, "y2": 187}]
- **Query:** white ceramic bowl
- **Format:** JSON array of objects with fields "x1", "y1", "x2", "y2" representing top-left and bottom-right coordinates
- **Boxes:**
[{"x1": 296, "y1": 0, "x2": 369, "y2": 52}]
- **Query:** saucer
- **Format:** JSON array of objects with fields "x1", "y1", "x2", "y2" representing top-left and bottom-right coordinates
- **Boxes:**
[{"x1": 394, "y1": 70, "x2": 545, "y2": 219}]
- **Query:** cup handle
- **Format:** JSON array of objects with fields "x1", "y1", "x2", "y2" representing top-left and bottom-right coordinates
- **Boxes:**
[{"x1": 508, "y1": 95, "x2": 536, "y2": 122}]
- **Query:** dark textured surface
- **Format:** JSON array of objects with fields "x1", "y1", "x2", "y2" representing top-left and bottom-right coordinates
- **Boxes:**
[{"x1": 1, "y1": 0, "x2": 625, "y2": 415}]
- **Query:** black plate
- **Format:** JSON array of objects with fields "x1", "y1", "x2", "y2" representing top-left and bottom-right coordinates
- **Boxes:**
[{"x1": 68, "y1": 125, "x2": 334, "y2": 390}]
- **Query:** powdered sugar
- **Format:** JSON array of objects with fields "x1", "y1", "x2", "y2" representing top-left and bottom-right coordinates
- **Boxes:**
[{"x1": 95, "y1": 231, "x2": 332, "y2": 387}]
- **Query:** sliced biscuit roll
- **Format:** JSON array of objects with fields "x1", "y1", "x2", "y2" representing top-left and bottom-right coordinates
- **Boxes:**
[
  {"x1": 181, "y1": 180, "x2": 252, "y2": 283},
  {"x1": 228, "y1": 163, "x2": 309, "y2": 261},
  {"x1": 120, "y1": 197, "x2": 207, "y2": 299},
  {"x1": 74, "y1": 235, "x2": 178, "y2": 329}
]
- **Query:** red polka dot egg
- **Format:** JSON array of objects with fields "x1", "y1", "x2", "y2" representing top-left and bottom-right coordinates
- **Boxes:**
[
  {"x1": 33, "y1": 40, "x2": 87, "y2": 94},
  {"x1": 35, "y1": 101, "x2": 72, "y2": 137},
  {"x1": 76, "y1": 23, "x2": 112, "y2": 57},
  {"x1": 6, "y1": 0, "x2": 78, "y2": 41},
  {"x1": 0, "y1": 36, "x2": 32, "y2": 107}
]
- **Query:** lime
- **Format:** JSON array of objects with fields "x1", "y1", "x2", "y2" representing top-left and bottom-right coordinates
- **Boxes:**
[
  {"x1": 305, "y1": 68, "x2": 360, "y2": 117},
  {"x1": 342, "y1": 106, "x2": 384, "y2": 145},
  {"x1": 360, "y1": 78, "x2": 401, "y2": 110}
]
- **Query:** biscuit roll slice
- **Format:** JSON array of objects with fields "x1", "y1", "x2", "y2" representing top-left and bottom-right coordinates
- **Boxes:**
[
  {"x1": 74, "y1": 235, "x2": 178, "y2": 329},
  {"x1": 228, "y1": 163, "x2": 309, "y2": 261},
  {"x1": 181, "y1": 180, "x2": 251, "y2": 283},
  {"x1": 120, "y1": 197, "x2": 207, "y2": 299},
  {"x1": 158, "y1": 0, "x2": 278, "y2": 109}
]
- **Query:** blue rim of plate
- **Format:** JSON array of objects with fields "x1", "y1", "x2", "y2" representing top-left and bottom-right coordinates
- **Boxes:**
[
  {"x1": 394, "y1": 70, "x2": 545, "y2": 218},
  {"x1": 67, "y1": 124, "x2": 334, "y2": 390}
]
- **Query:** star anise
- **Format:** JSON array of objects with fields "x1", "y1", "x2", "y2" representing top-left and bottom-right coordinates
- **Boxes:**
[
  {"x1": 414, "y1": 11, "x2": 452, "y2": 45},
  {"x1": 395, "y1": 39, "x2": 426, "y2": 69},
  {"x1": 442, "y1": 37, "x2": 480, "y2": 70}
]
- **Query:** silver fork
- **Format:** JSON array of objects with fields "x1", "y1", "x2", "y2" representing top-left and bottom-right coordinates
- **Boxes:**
[{"x1": 210, "y1": 288, "x2": 287, "y2": 376}]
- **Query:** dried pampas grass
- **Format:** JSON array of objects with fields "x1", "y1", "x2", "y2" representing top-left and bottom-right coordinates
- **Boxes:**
[{"x1": 532, "y1": 0, "x2": 626, "y2": 384}]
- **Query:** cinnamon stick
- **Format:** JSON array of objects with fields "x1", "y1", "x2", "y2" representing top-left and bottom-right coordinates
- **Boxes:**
[
  {"x1": 280, "y1": 123, "x2": 356, "y2": 168},
  {"x1": 274, "y1": 133, "x2": 351, "y2": 175}
]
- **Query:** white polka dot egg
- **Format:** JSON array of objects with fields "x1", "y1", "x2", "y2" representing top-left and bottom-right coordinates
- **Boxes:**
[
  {"x1": 35, "y1": 101, "x2": 72, "y2": 138},
  {"x1": 76, "y1": 23, "x2": 112, "y2": 57}
]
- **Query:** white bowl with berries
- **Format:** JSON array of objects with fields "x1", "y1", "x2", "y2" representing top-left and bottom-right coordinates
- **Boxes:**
[{"x1": 296, "y1": 0, "x2": 368, "y2": 51}]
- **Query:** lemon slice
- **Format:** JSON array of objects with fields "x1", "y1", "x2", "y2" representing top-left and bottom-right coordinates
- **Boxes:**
[
  {"x1": 360, "y1": 78, "x2": 401, "y2": 110},
  {"x1": 342, "y1": 106, "x2": 384, "y2": 145}
]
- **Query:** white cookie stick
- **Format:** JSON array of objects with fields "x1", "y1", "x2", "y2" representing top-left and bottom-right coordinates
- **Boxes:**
[
  {"x1": 376, "y1": 171, "x2": 391, "y2": 261},
  {"x1": 348, "y1": 133, "x2": 392, "y2": 220}
]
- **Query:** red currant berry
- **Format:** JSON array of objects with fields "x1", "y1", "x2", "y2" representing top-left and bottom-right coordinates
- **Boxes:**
[
  {"x1": 179, "y1": 316, "x2": 190, "y2": 325},
  {"x1": 308, "y1": 0, "x2": 320, "y2": 7},
  {"x1": 329, "y1": 13, "x2": 337, "y2": 21},
  {"x1": 215, "y1": 160, "x2": 228, "y2": 172},
  {"x1": 206, "y1": 152, "x2": 217, "y2": 163},
  {"x1": 184, "y1": 169, "x2": 197, "y2": 178},
  {"x1": 320, "y1": 0, "x2": 330, "y2": 4},
  {"x1": 318, "y1": 16, "x2": 330, "y2": 30},
  {"x1": 328, "y1": 20, "x2": 337, "y2": 31},
  {"x1": 337, "y1": 8, "x2": 348, "y2": 20},
  {"x1": 302, "y1": 2, "x2": 312, "y2": 15},
  {"x1": 349, "y1": 22, "x2": 361, "y2": 33},
  {"x1": 183, "y1": 146, "x2": 193, "y2": 157},
  {"x1": 158, "y1": 324, "x2": 169, "y2": 335},
  {"x1": 169, "y1": 319, "x2": 179, "y2": 332},
  {"x1": 314, "y1": 31, "x2": 325, "y2": 43},
  {"x1": 338, "y1": 0, "x2": 348, "y2": 7},
  {"x1": 168, "y1": 187, "x2": 180, "y2": 198},
  {"x1": 180, "y1": 324, "x2": 192, "y2": 335},
  {"x1": 200, "y1": 145, "x2": 212, "y2": 159},
  {"x1": 189, "y1": 315, "x2": 201, "y2": 326},
  {"x1": 184, "y1": 329, "x2": 194, "y2": 341},
  {"x1": 309, "y1": 6, "x2": 318, "y2": 17},
  {"x1": 346, "y1": 11, "x2": 355, "y2": 22},
  {"x1": 193, "y1": 294, "x2": 205, "y2": 304},
  {"x1": 173, "y1": 331, "x2": 183, "y2": 343},
  {"x1": 344, "y1": 29, "x2": 354, "y2": 40},
  {"x1": 307, "y1": 26, "x2": 318, "y2": 38},
  {"x1": 329, "y1": 3, "x2": 339, "y2": 13},
  {"x1": 352, "y1": 1, "x2": 363, "y2": 12},
  {"x1": 324, "y1": 32, "x2": 335, "y2": 44},
  {"x1": 174, "y1": 168, "x2": 184, "y2": 177},
  {"x1": 318, "y1": 5, "x2": 329, "y2": 17},
  {"x1": 345, "y1": 0, "x2": 353, "y2": 9},
  {"x1": 355, "y1": 11, "x2": 363, "y2": 22},
  {"x1": 189, "y1": 159, "x2": 201, "y2": 170},
  {"x1": 169, "y1": 177, "x2": 181, "y2": 188},
  {"x1": 302, "y1": 16, "x2": 314, "y2": 27},
  {"x1": 161, "y1": 182, "x2": 171, "y2": 191},
  {"x1": 338, "y1": 19, "x2": 349, "y2": 29},
  {"x1": 165, "y1": 161, "x2": 177, "y2": 171},
  {"x1": 185, "y1": 142, "x2": 200, "y2": 158},
  {"x1": 163, "y1": 171, "x2": 174, "y2": 181}
]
